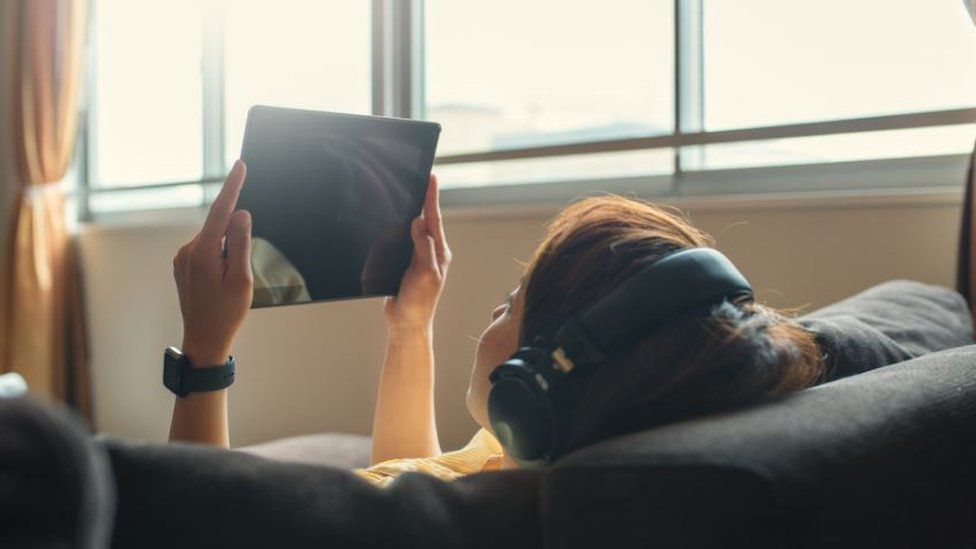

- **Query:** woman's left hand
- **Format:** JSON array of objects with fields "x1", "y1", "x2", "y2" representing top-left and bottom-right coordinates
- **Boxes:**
[
  {"x1": 384, "y1": 174, "x2": 451, "y2": 334},
  {"x1": 174, "y1": 160, "x2": 253, "y2": 366}
]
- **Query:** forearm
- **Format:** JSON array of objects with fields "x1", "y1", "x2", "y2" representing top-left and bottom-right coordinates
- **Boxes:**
[
  {"x1": 167, "y1": 161, "x2": 250, "y2": 449},
  {"x1": 370, "y1": 328, "x2": 441, "y2": 464},
  {"x1": 168, "y1": 343, "x2": 231, "y2": 448},
  {"x1": 169, "y1": 391, "x2": 229, "y2": 447}
]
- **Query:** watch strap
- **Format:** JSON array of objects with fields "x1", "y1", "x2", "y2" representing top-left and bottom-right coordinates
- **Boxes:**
[
  {"x1": 180, "y1": 357, "x2": 236, "y2": 394},
  {"x1": 165, "y1": 348, "x2": 236, "y2": 397}
]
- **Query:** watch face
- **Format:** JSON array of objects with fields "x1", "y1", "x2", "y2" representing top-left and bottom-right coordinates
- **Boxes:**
[{"x1": 165, "y1": 346, "x2": 184, "y2": 361}]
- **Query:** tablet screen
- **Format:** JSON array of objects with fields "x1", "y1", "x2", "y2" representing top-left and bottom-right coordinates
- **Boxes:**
[{"x1": 238, "y1": 106, "x2": 440, "y2": 308}]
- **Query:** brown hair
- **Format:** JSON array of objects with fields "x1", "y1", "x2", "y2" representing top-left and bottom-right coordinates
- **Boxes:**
[{"x1": 520, "y1": 196, "x2": 824, "y2": 455}]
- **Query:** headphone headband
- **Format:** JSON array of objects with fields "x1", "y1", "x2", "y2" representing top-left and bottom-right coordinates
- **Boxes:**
[{"x1": 552, "y1": 247, "x2": 753, "y2": 371}]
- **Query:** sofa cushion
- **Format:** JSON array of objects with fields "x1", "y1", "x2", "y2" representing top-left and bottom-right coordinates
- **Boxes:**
[
  {"x1": 236, "y1": 432, "x2": 371, "y2": 469},
  {"x1": 543, "y1": 345, "x2": 976, "y2": 548},
  {"x1": 799, "y1": 280, "x2": 972, "y2": 380}
]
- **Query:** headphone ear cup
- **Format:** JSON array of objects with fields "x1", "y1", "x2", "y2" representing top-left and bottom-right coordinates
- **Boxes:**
[{"x1": 487, "y1": 374, "x2": 555, "y2": 462}]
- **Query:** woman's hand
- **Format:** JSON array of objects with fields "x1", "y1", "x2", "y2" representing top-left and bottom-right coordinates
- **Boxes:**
[
  {"x1": 169, "y1": 161, "x2": 251, "y2": 448},
  {"x1": 174, "y1": 160, "x2": 253, "y2": 366},
  {"x1": 384, "y1": 174, "x2": 451, "y2": 334},
  {"x1": 372, "y1": 175, "x2": 448, "y2": 462}
]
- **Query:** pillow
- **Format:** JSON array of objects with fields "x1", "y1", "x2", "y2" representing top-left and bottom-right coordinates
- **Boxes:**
[{"x1": 797, "y1": 280, "x2": 973, "y2": 381}]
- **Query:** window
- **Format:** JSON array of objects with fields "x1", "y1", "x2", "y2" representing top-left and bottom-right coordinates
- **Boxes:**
[
  {"x1": 86, "y1": 0, "x2": 370, "y2": 214},
  {"x1": 222, "y1": 0, "x2": 371, "y2": 166},
  {"x1": 84, "y1": 0, "x2": 976, "y2": 215},
  {"x1": 695, "y1": 0, "x2": 976, "y2": 172},
  {"x1": 91, "y1": 0, "x2": 203, "y2": 186},
  {"x1": 426, "y1": 0, "x2": 674, "y2": 155},
  {"x1": 425, "y1": 0, "x2": 675, "y2": 187},
  {"x1": 704, "y1": 0, "x2": 976, "y2": 129}
]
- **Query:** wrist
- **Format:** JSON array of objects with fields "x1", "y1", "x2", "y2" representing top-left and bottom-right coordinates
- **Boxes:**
[
  {"x1": 180, "y1": 338, "x2": 232, "y2": 368},
  {"x1": 386, "y1": 323, "x2": 433, "y2": 343}
]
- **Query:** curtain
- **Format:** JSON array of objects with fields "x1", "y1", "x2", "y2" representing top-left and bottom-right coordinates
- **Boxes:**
[{"x1": 0, "y1": 0, "x2": 90, "y2": 417}]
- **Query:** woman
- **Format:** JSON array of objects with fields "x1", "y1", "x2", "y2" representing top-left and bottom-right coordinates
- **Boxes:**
[{"x1": 169, "y1": 160, "x2": 823, "y2": 483}]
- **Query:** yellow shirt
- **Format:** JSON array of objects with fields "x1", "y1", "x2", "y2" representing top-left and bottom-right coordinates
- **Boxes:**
[{"x1": 354, "y1": 429, "x2": 504, "y2": 487}]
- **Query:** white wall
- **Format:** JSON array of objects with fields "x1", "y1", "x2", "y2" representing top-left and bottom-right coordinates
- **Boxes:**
[{"x1": 79, "y1": 191, "x2": 963, "y2": 449}]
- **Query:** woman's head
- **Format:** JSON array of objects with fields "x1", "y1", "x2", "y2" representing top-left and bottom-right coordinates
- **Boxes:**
[{"x1": 466, "y1": 196, "x2": 824, "y2": 457}]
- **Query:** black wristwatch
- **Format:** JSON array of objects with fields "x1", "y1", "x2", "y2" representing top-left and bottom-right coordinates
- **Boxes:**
[{"x1": 163, "y1": 347, "x2": 236, "y2": 398}]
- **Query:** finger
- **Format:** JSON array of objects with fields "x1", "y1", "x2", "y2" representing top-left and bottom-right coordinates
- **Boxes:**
[
  {"x1": 174, "y1": 244, "x2": 191, "y2": 287},
  {"x1": 201, "y1": 160, "x2": 247, "y2": 243},
  {"x1": 225, "y1": 210, "x2": 253, "y2": 289},
  {"x1": 172, "y1": 249, "x2": 185, "y2": 298},
  {"x1": 423, "y1": 174, "x2": 450, "y2": 264},
  {"x1": 422, "y1": 174, "x2": 437, "y2": 225},
  {"x1": 410, "y1": 215, "x2": 436, "y2": 271}
]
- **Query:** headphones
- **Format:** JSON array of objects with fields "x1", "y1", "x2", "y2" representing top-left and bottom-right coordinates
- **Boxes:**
[{"x1": 486, "y1": 247, "x2": 754, "y2": 463}]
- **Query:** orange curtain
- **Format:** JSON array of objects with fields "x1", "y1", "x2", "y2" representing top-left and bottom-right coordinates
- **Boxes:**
[{"x1": 0, "y1": 0, "x2": 90, "y2": 417}]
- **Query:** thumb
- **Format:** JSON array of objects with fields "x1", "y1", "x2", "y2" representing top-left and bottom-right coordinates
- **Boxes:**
[{"x1": 225, "y1": 210, "x2": 253, "y2": 289}]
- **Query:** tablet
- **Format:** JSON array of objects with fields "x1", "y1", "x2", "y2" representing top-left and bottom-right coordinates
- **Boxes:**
[{"x1": 237, "y1": 106, "x2": 441, "y2": 308}]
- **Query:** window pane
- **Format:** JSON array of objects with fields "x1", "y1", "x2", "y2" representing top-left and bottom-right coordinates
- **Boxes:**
[
  {"x1": 690, "y1": 125, "x2": 976, "y2": 171},
  {"x1": 705, "y1": 0, "x2": 976, "y2": 130},
  {"x1": 426, "y1": 0, "x2": 674, "y2": 156},
  {"x1": 436, "y1": 149, "x2": 674, "y2": 189},
  {"x1": 223, "y1": 0, "x2": 371, "y2": 166},
  {"x1": 92, "y1": 0, "x2": 203, "y2": 186}
]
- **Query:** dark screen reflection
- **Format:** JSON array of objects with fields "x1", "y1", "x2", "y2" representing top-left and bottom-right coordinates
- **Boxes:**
[{"x1": 238, "y1": 107, "x2": 440, "y2": 307}]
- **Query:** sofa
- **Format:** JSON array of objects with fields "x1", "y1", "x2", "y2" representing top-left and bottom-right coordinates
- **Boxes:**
[{"x1": 2, "y1": 281, "x2": 976, "y2": 549}]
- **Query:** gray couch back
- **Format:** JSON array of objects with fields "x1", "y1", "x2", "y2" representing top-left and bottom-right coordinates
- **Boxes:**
[
  {"x1": 545, "y1": 345, "x2": 976, "y2": 548},
  {"x1": 96, "y1": 345, "x2": 976, "y2": 549}
]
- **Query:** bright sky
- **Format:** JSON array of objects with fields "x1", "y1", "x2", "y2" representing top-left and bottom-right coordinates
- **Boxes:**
[
  {"x1": 426, "y1": 0, "x2": 673, "y2": 140},
  {"x1": 93, "y1": 0, "x2": 976, "y2": 187},
  {"x1": 705, "y1": 0, "x2": 976, "y2": 128}
]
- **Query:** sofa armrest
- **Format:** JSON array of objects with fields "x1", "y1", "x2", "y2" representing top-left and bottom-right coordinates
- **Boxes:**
[
  {"x1": 105, "y1": 439, "x2": 542, "y2": 549},
  {"x1": 0, "y1": 397, "x2": 114, "y2": 549}
]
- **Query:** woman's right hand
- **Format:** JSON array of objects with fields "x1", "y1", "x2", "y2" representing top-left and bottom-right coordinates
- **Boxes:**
[
  {"x1": 173, "y1": 160, "x2": 253, "y2": 366},
  {"x1": 383, "y1": 174, "x2": 451, "y2": 334},
  {"x1": 373, "y1": 174, "x2": 449, "y2": 462}
]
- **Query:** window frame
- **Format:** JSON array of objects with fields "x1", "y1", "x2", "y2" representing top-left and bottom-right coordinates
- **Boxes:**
[{"x1": 79, "y1": 0, "x2": 976, "y2": 220}]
